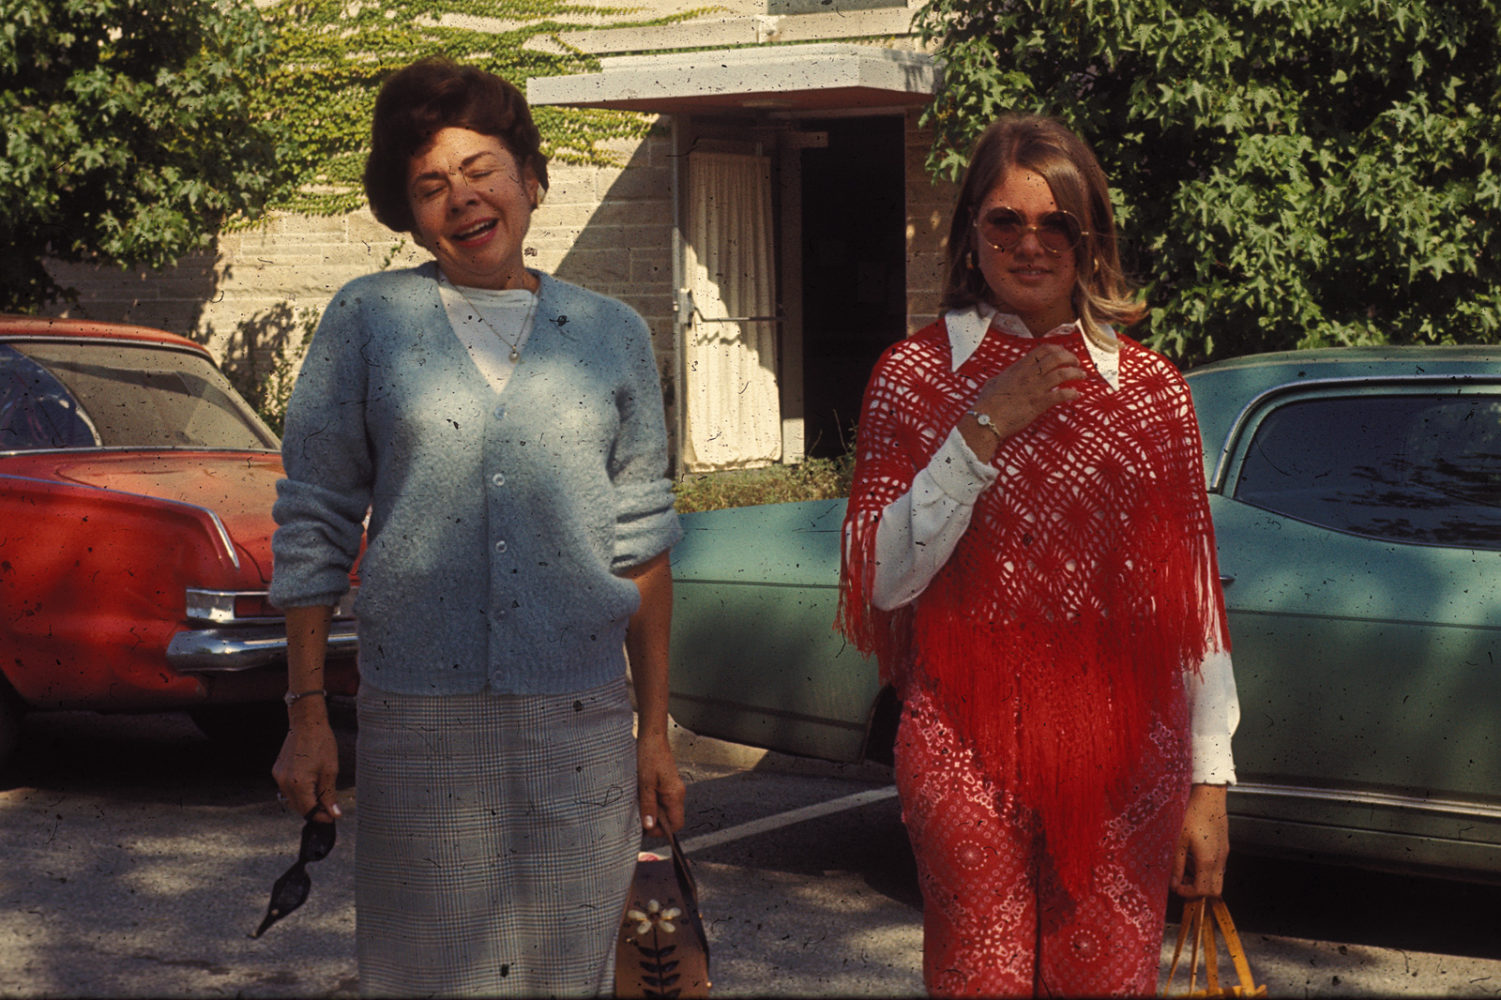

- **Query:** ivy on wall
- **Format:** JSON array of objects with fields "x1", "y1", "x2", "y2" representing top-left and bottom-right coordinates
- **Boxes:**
[
  {"x1": 223, "y1": 0, "x2": 719, "y2": 428},
  {"x1": 255, "y1": 0, "x2": 711, "y2": 216}
]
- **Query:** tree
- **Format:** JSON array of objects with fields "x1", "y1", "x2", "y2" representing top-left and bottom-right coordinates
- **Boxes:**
[
  {"x1": 914, "y1": 0, "x2": 1501, "y2": 364},
  {"x1": 252, "y1": 0, "x2": 678, "y2": 218},
  {"x1": 0, "y1": 0, "x2": 284, "y2": 312}
]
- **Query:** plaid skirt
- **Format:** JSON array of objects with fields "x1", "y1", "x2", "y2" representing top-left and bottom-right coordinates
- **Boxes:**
[{"x1": 355, "y1": 677, "x2": 639, "y2": 998}]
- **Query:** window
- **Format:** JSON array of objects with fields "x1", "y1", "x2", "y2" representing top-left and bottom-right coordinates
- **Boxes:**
[
  {"x1": 1233, "y1": 391, "x2": 1501, "y2": 550},
  {"x1": 0, "y1": 346, "x2": 98, "y2": 450},
  {"x1": 2, "y1": 342, "x2": 276, "y2": 452}
]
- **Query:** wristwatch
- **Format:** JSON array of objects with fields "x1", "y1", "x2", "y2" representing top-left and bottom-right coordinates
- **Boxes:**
[
  {"x1": 968, "y1": 409, "x2": 1005, "y2": 441},
  {"x1": 284, "y1": 688, "x2": 327, "y2": 707}
]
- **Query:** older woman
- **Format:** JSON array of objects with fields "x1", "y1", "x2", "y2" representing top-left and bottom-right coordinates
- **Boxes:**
[
  {"x1": 839, "y1": 115, "x2": 1241, "y2": 996},
  {"x1": 269, "y1": 57, "x2": 684, "y2": 997}
]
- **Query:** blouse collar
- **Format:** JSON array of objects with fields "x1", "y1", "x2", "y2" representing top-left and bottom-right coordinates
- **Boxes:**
[{"x1": 943, "y1": 302, "x2": 1111, "y2": 371}]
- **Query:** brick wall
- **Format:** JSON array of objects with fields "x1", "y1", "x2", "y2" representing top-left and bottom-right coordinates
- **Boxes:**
[
  {"x1": 45, "y1": 129, "x2": 679, "y2": 410},
  {"x1": 45, "y1": 110, "x2": 956, "y2": 457},
  {"x1": 904, "y1": 109, "x2": 960, "y2": 332}
]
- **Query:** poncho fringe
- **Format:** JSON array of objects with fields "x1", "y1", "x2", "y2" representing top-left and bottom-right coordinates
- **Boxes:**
[{"x1": 838, "y1": 319, "x2": 1230, "y2": 897}]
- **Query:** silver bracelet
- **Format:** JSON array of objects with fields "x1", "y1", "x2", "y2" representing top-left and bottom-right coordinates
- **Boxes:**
[{"x1": 283, "y1": 688, "x2": 328, "y2": 708}]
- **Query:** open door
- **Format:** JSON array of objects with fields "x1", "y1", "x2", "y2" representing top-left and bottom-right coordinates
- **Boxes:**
[
  {"x1": 527, "y1": 44, "x2": 933, "y2": 474},
  {"x1": 795, "y1": 116, "x2": 907, "y2": 459},
  {"x1": 676, "y1": 117, "x2": 907, "y2": 471}
]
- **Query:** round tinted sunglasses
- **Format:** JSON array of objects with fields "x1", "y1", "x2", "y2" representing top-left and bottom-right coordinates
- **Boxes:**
[
  {"x1": 251, "y1": 808, "x2": 337, "y2": 938},
  {"x1": 974, "y1": 207, "x2": 1089, "y2": 256}
]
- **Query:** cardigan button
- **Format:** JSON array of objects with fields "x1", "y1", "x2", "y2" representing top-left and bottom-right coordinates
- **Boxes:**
[
  {"x1": 491, "y1": 472, "x2": 506, "y2": 487},
  {"x1": 494, "y1": 539, "x2": 508, "y2": 553}
]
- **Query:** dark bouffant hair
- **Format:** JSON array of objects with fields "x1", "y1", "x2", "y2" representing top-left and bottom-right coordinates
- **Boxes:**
[{"x1": 363, "y1": 57, "x2": 550, "y2": 234}]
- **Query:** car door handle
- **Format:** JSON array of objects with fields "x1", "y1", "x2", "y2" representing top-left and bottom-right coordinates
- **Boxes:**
[{"x1": 1219, "y1": 575, "x2": 1235, "y2": 587}]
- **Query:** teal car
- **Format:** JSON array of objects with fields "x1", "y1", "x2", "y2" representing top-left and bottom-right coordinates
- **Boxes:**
[{"x1": 668, "y1": 346, "x2": 1501, "y2": 881}]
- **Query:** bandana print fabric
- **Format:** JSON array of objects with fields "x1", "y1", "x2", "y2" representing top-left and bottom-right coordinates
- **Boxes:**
[
  {"x1": 839, "y1": 317, "x2": 1229, "y2": 899},
  {"x1": 895, "y1": 685, "x2": 1191, "y2": 997}
]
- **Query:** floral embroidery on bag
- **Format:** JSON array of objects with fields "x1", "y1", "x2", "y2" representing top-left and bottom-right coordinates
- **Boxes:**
[
  {"x1": 622, "y1": 895, "x2": 689, "y2": 998},
  {"x1": 627, "y1": 898, "x2": 682, "y2": 937}
]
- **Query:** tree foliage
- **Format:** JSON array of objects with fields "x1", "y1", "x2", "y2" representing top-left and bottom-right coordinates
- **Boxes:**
[
  {"x1": 1, "y1": 0, "x2": 693, "y2": 313},
  {"x1": 255, "y1": 0, "x2": 699, "y2": 217},
  {"x1": 915, "y1": 0, "x2": 1501, "y2": 363},
  {"x1": 0, "y1": 0, "x2": 285, "y2": 312}
]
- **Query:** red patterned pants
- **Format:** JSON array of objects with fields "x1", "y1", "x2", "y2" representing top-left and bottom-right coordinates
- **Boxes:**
[{"x1": 895, "y1": 687, "x2": 1190, "y2": 997}]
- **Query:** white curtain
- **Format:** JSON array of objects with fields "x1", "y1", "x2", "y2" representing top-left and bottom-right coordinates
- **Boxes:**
[{"x1": 683, "y1": 152, "x2": 782, "y2": 471}]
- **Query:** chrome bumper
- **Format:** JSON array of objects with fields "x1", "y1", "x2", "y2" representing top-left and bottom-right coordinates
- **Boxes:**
[{"x1": 166, "y1": 620, "x2": 359, "y2": 673}]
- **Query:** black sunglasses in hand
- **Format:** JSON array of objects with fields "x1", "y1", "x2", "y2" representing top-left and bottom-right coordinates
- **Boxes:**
[{"x1": 252, "y1": 807, "x2": 337, "y2": 938}]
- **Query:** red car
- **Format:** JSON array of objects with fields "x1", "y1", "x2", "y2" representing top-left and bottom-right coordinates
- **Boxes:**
[{"x1": 0, "y1": 316, "x2": 358, "y2": 768}]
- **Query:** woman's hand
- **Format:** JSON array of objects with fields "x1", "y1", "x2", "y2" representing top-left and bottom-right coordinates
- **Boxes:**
[
  {"x1": 621, "y1": 552, "x2": 685, "y2": 835},
  {"x1": 1172, "y1": 783, "x2": 1229, "y2": 897},
  {"x1": 961, "y1": 343, "x2": 1087, "y2": 461},
  {"x1": 272, "y1": 702, "x2": 342, "y2": 823},
  {"x1": 637, "y1": 730, "x2": 686, "y2": 835},
  {"x1": 274, "y1": 604, "x2": 340, "y2": 823}
]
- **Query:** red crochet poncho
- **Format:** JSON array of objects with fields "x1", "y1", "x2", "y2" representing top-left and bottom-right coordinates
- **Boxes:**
[{"x1": 839, "y1": 318, "x2": 1230, "y2": 895}]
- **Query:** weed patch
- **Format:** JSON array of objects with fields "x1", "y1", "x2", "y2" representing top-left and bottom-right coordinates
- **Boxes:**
[{"x1": 673, "y1": 453, "x2": 853, "y2": 513}]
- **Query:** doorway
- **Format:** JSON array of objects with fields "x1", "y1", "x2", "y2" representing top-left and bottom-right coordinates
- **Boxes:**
[
  {"x1": 672, "y1": 113, "x2": 909, "y2": 469},
  {"x1": 795, "y1": 116, "x2": 907, "y2": 459}
]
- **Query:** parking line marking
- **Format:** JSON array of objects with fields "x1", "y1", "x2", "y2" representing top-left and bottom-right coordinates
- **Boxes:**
[{"x1": 678, "y1": 785, "x2": 898, "y2": 855}]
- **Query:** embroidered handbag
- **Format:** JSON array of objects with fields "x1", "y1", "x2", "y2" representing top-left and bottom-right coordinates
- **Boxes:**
[
  {"x1": 1161, "y1": 896, "x2": 1268, "y2": 998},
  {"x1": 615, "y1": 828, "x2": 710, "y2": 998}
]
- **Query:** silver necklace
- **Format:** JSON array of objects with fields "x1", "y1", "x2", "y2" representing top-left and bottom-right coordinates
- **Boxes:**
[{"x1": 444, "y1": 276, "x2": 537, "y2": 363}]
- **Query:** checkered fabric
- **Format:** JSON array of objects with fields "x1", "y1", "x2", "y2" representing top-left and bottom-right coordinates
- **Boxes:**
[{"x1": 354, "y1": 677, "x2": 638, "y2": 998}]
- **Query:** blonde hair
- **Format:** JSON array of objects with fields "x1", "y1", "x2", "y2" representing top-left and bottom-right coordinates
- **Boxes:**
[{"x1": 940, "y1": 114, "x2": 1146, "y2": 347}]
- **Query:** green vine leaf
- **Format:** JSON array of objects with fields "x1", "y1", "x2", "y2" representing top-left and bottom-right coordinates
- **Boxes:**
[{"x1": 252, "y1": 0, "x2": 709, "y2": 218}]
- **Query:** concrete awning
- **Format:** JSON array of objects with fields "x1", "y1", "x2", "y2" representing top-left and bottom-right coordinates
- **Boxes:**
[{"x1": 527, "y1": 43, "x2": 935, "y2": 114}]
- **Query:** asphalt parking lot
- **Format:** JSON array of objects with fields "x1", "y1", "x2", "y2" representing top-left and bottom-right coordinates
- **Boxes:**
[{"x1": 3, "y1": 708, "x2": 1501, "y2": 997}]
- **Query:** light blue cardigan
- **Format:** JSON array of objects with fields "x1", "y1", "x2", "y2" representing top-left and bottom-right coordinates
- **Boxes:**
[{"x1": 270, "y1": 263, "x2": 682, "y2": 695}]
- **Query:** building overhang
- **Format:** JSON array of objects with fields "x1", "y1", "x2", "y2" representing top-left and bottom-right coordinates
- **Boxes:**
[{"x1": 526, "y1": 43, "x2": 935, "y2": 115}]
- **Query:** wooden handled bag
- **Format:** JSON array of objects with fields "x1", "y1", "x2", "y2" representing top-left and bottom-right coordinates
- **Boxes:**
[
  {"x1": 1160, "y1": 896, "x2": 1268, "y2": 998},
  {"x1": 615, "y1": 828, "x2": 711, "y2": 998}
]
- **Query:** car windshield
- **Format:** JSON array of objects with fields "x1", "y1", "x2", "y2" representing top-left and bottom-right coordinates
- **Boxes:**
[{"x1": 0, "y1": 341, "x2": 277, "y2": 452}]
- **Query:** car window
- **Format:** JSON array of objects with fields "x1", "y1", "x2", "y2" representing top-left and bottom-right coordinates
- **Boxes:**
[
  {"x1": 1233, "y1": 391, "x2": 1501, "y2": 550},
  {"x1": 0, "y1": 346, "x2": 101, "y2": 449},
  {"x1": 3, "y1": 342, "x2": 277, "y2": 452}
]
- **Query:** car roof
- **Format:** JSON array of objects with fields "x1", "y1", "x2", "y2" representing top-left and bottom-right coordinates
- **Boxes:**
[
  {"x1": 1184, "y1": 345, "x2": 1501, "y2": 485},
  {"x1": 1185, "y1": 344, "x2": 1501, "y2": 378},
  {"x1": 0, "y1": 314, "x2": 211, "y2": 356}
]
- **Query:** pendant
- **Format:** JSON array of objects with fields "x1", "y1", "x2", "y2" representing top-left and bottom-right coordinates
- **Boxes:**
[{"x1": 509, "y1": 347, "x2": 520, "y2": 362}]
